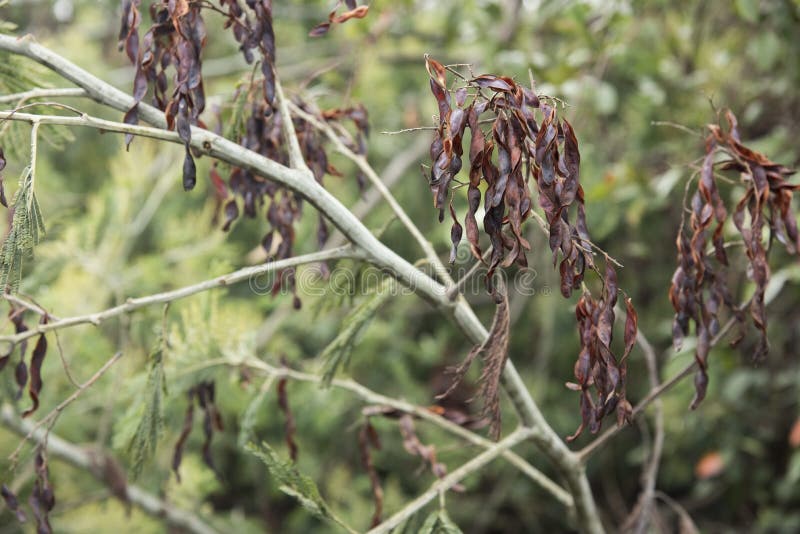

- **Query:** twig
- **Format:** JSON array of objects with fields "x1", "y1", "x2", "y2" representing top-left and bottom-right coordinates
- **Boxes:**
[
  {"x1": 183, "y1": 355, "x2": 573, "y2": 508},
  {"x1": 0, "y1": 87, "x2": 87, "y2": 104},
  {"x1": 651, "y1": 120, "x2": 703, "y2": 138},
  {"x1": 273, "y1": 77, "x2": 311, "y2": 173},
  {"x1": 9, "y1": 352, "x2": 124, "y2": 466},
  {"x1": 622, "y1": 323, "x2": 664, "y2": 533},
  {"x1": 0, "y1": 405, "x2": 219, "y2": 534},
  {"x1": 2, "y1": 293, "x2": 57, "y2": 319},
  {"x1": 380, "y1": 125, "x2": 438, "y2": 135},
  {"x1": 0, "y1": 246, "x2": 361, "y2": 348},
  {"x1": 288, "y1": 101, "x2": 456, "y2": 288},
  {"x1": 446, "y1": 248, "x2": 492, "y2": 301},
  {"x1": 0, "y1": 110, "x2": 189, "y2": 145},
  {"x1": 366, "y1": 427, "x2": 536, "y2": 534},
  {"x1": 325, "y1": 134, "x2": 431, "y2": 250}
]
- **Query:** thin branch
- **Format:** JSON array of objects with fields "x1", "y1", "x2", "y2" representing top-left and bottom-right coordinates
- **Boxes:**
[
  {"x1": 0, "y1": 110, "x2": 187, "y2": 145},
  {"x1": 204, "y1": 356, "x2": 574, "y2": 509},
  {"x1": 380, "y1": 125, "x2": 438, "y2": 135},
  {"x1": 623, "y1": 324, "x2": 664, "y2": 533},
  {"x1": 3, "y1": 293, "x2": 56, "y2": 319},
  {"x1": 446, "y1": 247, "x2": 492, "y2": 301},
  {"x1": 288, "y1": 101, "x2": 455, "y2": 287},
  {"x1": 366, "y1": 426, "x2": 536, "y2": 534},
  {"x1": 0, "y1": 246, "x2": 361, "y2": 348},
  {"x1": 650, "y1": 120, "x2": 703, "y2": 138},
  {"x1": 0, "y1": 87, "x2": 87, "y2": 104},
  {"x1": 9, "y1": 352, "x2": 124, "y2": 465},
  {"x1": 326, "y1": 134, "x2": 431, "y2": 249},
  {"x1": 0, "y1": 405, "x2": 219, "y2": 534},
  {"x1": 273, "y1": 77, "x2": 311, "y2": 173}
]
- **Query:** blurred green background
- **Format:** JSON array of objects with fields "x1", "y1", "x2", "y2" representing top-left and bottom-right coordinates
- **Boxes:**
[{"x1": 1, "y1": 0, "x2": 799, "y2": 532}]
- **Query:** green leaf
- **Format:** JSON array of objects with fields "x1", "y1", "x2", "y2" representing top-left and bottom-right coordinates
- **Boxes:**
[
  {"x1": 237, "y1": 378, "x2": 273, "y2": 447},
  {"x1": 419, "y1": 509, "x2": 463, "y2": 534},
  {"x1": 319, "y1": 277, "x2": 395, "y2": 386},
  {"x1": 126, "y1": 346, "x2": 167, "y2": 479},
  {"x1": 245, "y1": 441, "x2": 355, "y2": 533},
  {"x1": 0, "y1": 167, "x2": 46, "y2": 292}
]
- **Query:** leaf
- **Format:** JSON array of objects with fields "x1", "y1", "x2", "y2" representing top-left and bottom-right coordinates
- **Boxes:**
[
  {"x1": 1, "y1": 484, "x2": 27, "y2": 523},
  {"x1": 245, "y1": 441, "x2": 352, "y2": 532},
  {"x1": 425, "y1": 56, "x2": 448, "y2": 90},
  {"x1": 319, "y1": 278, "x2": 395, "y2": 385},
  {"x1": 21, "y1": 334, "x2": 47, "y2": 418},
  {"x1": 277, "y1": 377, "x2": 298, "y2": 462},
  {"x1": 398, "y1": 415, "x2": 454, "y2": 483},
  {"x1": 419, "y1": 509, "x2": 464, "y2": 534},
  {"x1": 171, "y1": 389, "x2": 195, "y2": 483},
  {"x1": 182, "y1": 149, "x2": 196, "y2": 191},
  {"x1": 439, "y1": 281, "x2": 510, "y2": 440},
  {"x1": 358, "y1": 421, "x2": 383, "y2": 528},
  {"x1": 127, "y1": 346, "x2": 166, "y2": 480},
  {"x1": 1, "y1": 167, "x2": 47, "y2": 292}
]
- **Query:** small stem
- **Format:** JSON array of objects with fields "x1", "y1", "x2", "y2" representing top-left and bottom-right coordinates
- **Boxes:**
[
  {"x1": 0, "y1": 246, "x2": 361, "y2": 347},
  {"x1": 0, "y1": 87, "x2": 87, "y2": 104},
  {"x1": 446, "y1": 247, "x2": 492, "y2": 300},
  {"x1": 0, "y1": 110, "x2": 186, "y2": 145},
  {"x1": 274, "y1": 77, "x2": 311, "y2": 173},
  {"x1": 366, "y1": 427, "x2": 536, "y2": 534},
  {"x1": 29, "y1": 121, "x2": 40, "y2": 202}
]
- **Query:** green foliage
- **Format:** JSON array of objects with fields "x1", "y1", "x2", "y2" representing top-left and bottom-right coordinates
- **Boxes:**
[
  {"x1": 319, "y1": 277, "x2": 396, "y2": 385},
  {"x1": 126, "y1": 344, "x2": 167, "y2": 480},
  {"x1": 245, "y1": 441, "x2": 356, "y2": 534},
  {"x1": 419, "y1": 509, "x2": 463, "y2": 534},
  {"x1": 0, "y1": 166, "x2": 45, "y2": 291}
]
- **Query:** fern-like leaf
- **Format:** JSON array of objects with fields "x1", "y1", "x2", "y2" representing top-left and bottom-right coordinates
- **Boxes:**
[
  {"x1": 319, "y1": 277, "x2": 395, "y2": 386},
  {"x1": 1, "y1": 167, "x2": 45, "y2": 292},
  {"x1": 419, "y1": 509, "x2": 464, "y2": 534},
  {"x1": 127, "y1": 347, "x2": 167, "y2": 479},
  {"x1": 245, "y1": 441, "x2": 356, "y2": 533}
]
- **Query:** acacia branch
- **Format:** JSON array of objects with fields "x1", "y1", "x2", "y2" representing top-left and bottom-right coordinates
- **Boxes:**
[
  {"x1": 0, "y1": 34, "x2": 604, "y2": 533},
  {"x1": 0, "y1": 246, "x2": 360, "y2": 347},
  {"x1": 0, "y1": 110, "x2": 189, "y2": 144},
  {"x1": 0, "y1": 87, "x2": 88, "y2": 104},
  {"x1": 366, "y1": 426, "x2": 536, "y2": 534},
  {"x1": 274, "y1": 77, "x2": 311, "y2": 173},
  {"x1": 0, "y1": 405, "x2": 219, "y2": 534},
  {"x1": 210, "y1": 356, "x2": 574, "y2": 509}
]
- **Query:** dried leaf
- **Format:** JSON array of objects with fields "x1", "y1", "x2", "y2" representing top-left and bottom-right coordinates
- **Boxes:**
[
  {"x1": 21, "y1": 334, "x2": 47, "y2": 418},
  {"x1": 277, "y1": 377, "x2": 298, "y2": 462},
  {"x1": 358, "y1": 421, "x2": 383, "y2": 528}
]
